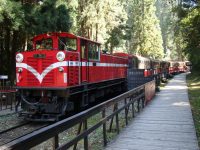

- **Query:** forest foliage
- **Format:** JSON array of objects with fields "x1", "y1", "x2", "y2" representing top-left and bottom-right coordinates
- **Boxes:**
[
  {"x1": 0, "y1": 0, "x2": 199, "y2": 82},
  {"x1": 174, "y1": 0, "x2": 200, "y2": 70}
]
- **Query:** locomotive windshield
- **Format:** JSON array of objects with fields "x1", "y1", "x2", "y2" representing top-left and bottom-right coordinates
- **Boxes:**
[
  {"x1": 58, "y1": 37, "x2": 77, "y2": 51},
  {"x1": 36, "y1": 38, "x2": 53, "y2": 50},
  {"x1": 34, "y1": 36, "x2": 77, "y2": 51}
]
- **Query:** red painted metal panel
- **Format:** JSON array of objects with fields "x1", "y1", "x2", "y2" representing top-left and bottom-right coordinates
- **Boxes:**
[{"x1": 145, "y1": 80, "x2": 156, "y2": 104}]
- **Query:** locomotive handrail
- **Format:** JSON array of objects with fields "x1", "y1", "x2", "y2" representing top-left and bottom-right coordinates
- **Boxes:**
[{"x1": 1, "y1": 80, "x2": 155, "y2": 150}]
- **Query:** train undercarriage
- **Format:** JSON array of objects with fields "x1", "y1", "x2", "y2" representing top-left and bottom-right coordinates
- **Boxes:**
[{"x1": 17, "y1": 78, "x2": 127, "y2": 121}]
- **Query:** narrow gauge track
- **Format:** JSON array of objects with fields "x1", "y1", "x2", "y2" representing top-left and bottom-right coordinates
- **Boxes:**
[
  {"x1": 0, "y1": 122, "x2": 50, "y2": 146},
  {"x1": 0, "y1": 121, "x2": 30, "y2": 135}
]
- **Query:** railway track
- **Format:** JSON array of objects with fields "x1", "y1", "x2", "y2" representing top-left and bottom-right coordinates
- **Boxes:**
[{"x1": 0, "y1": 122, "x2": 50, "y2": 146}]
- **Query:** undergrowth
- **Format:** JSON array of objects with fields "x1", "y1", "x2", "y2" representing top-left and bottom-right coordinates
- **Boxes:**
[{"x1": 187, "y1": 71, "x2": 200, "y2": 146}]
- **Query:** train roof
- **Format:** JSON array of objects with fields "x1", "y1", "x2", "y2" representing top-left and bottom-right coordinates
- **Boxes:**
[
  {"x1": 32, "y1": 32, "x2": 101, "y2": 45},
  {"x1": 114, "y1": 53, "x2": 150, "y2": 61}
]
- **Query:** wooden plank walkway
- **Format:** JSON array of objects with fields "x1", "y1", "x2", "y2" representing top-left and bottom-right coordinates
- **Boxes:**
[{"x1": 105, "y1": 73, "x2": 199, "y2": 150}]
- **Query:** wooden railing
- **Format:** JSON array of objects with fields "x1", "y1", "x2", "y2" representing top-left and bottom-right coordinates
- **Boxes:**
[{"x1": 1, "y1": 80, "x2": 155, "y2": 150}]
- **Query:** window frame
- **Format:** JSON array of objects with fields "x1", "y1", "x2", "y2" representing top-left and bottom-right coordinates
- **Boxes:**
[
  {"x1": 35, "y1": 38, "x2": 53, "y2": 50},
  {"x1": 58, "y1": 36, "x2": 77, "y2": 51},
  {"x1": 88, "y1": 42, "x2": 100, "y2": 61}
]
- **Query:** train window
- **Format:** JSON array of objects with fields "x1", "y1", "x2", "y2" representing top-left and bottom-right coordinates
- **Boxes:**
[
  {"x1": 58, "y1": 37, "x2": 77, "y2": 51},
  {"x1": 88, "y1": 43, "x2": 100, "y2": 60},
  {"x1": 36, "y1": 38, "x2": 53, "y2": 50},
  {"x1": 186, "y1": 61, "x2": 192, "y2": 66},
  {"x1": 81, "y1": 40, "x2": 87, "y2": 59}
]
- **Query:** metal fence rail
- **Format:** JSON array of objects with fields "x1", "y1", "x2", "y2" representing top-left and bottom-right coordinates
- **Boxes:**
[
  {"x1": 1, "y1": 80, "x2": 155, "y2": 150},
  {"x1": 0, "y1": 86, "x2": 16, "y2": 111}
]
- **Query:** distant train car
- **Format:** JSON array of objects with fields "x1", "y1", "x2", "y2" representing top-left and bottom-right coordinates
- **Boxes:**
[
  {"x1": 160, "y1": 61, "x2": 170, "y2": 80},
  {"x1": 169, "y1": 61, "x2": 190, "y2": 75},
  {"x1": 169, "y1": 61, "x2": 179, "y2": 75},
  {"x1": 185, "y1": 61, "x2": 192, "y2": 72},
  {"x1": 114, "y1": 53, "x2": 151, "y2": 77},
  {"x1": 178, "y1": 61, "x2": 186, "y2": 73},
  {"x1": 150, "y1": 59, "x2": 161, "y2": 76},
  {"x1": 136, "y1": 55, "x2": 151, "y2": 77}
]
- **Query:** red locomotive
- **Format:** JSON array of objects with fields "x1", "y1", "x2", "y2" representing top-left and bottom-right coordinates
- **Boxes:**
[{"x1": 16, "y1": 32, "x2": 128, "y2": 121}]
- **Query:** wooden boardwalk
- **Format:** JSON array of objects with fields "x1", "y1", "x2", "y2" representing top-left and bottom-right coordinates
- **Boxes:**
[{"x1": 105, "y1": 73, "x2": 199, "y2": 150}]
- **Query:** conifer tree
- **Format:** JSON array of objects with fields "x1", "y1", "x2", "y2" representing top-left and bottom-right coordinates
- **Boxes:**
[
  {"x1": 77, "y1": 0, "x2": 127, "y2": 45},
  {"x1": 33, "y1": 0, "x2": 72, "y2": 34},
  {"x1": 128, "y1": 0, "x2": 164, "y2": 59}
]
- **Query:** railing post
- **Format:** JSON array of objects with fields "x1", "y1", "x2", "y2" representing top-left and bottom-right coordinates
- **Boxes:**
[
  {"x1": 10, "y1": 93, "x2": 12, "y2": 110},
  {"x1": 142, "y1": 96, "x2": 145, "y2": 108},
  {"x1": 53, "y1": 134, "x2": 59, "y2": 150},
  {"x1": 124, "y1": 98, "x2": 128, "y2": 126},
  {"x1": 14, "y1": 91, "x2": 16, "y2": 107},
  {"x1": 0, "y1": 93, "x2": 2, "y2": 110},
  {"x1": 5, "y1": 93, "x2": 8, "y2": 109},
  {"x1": 73, "y1": 122, "x2": 82, "y2": 150},
  {"x1": 102, "y1": 109, "x2": 107, "y2": 146},
  {"x1": 115, "y1": 103, "x2": 119, "y2": 134},
  {"x1": 137, "y1": 97, "x2": 140, "y2": 112},
  {"x1": 109, "y1": 105, "x2": 116, "y2": 132},
  {"x1": 83, "y1": 119, "x2": 88, "y2": 150},
  {"x1": 131, "y1": 97, "x2": 135, "y2": 118}
]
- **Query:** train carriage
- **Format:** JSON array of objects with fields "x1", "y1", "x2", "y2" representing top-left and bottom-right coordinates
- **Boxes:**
[
  {"x1": 114, "y1": 53, "x2": 151, "y2": 77},
  {"x1": 168, "y1": 61, "x2": 188, "y2": 74},
  {"x1": 150, "y1": 59, "x2": 160, "y2": 76},
  {"x1": 169, "y1": 61, "x2": 179, "y2": 75},
  {"x1": 160, "y1": 61, "x2": 170, "y2": 80},
  {"x1": 178, "y1": 61, "x2": 187, "y2": 73},
  {"x1": 185, "y1": 61, "x2": 192, "y2": 72}
]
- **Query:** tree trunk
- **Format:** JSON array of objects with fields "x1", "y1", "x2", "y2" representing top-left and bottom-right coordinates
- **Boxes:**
[
  {"x1": 110, "y1": 45, "x2": 113, "y2": 54},
  {"x1": 4, "y1": 28, "x2": 11, "y2": 79},
  {"x1": 10, "y1": 31, "x2": 19, "y2": 84}
]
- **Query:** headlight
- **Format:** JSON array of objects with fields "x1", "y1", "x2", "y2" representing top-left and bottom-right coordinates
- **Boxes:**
[
  {"x1": 58, "y1": 67, "x2": 64, "y2": 72},
  {"x1": 16, "y1": 53, "x2": 24, "y2": 63},
  {"x1": 56, "y1": 51, "x2": 65, "y2": 61},
  {"x1": 18, "y1": 68, "x2": 23, "y2": 73}
]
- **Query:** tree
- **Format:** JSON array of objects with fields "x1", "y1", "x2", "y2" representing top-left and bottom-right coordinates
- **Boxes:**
[
  {"x1": 77, "y1": 0, "x2": 127, "y2": 48},
  {"x1": 179, "y1": 8, "x2": 200, "y2": 69},
  {"x1": 0, "y1": 0, "x2": 73, "y2": 83},
  {"x1": 156, "y1": 0, "x2": 177, "y2": 60},
  {"x1": 33, "y1": 0, "x2": 72, "y2": 34},
  {"x1": 0, "y1": 0, "x2": 24, "y2": 82},
  {"x1": 128, "y1": 0, "x2": 164, "y2": 59}
]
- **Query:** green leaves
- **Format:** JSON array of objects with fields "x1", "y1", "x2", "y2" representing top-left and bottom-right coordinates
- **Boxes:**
[
  {"x1": 33, "y1": 0, "x2": 72, "y2": 34},
  {"x1": 128, "y1": 0, "x2": 164, "y2": 59},
  {"x1": 177, "y1": 6, "x2": 200, "y2": 69},
  {"x1": 0, "y1": 0, "x2": 24, "y2": 30}
]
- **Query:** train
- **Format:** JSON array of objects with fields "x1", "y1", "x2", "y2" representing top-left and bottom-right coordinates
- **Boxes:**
[{"x1": 15, "y1": 32, "x2": 190, "y2": 121}]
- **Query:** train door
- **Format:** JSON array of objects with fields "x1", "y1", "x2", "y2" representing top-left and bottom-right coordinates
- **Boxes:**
[{"x1": 80, "y1": 39, "x2": 88, "y2": 83}]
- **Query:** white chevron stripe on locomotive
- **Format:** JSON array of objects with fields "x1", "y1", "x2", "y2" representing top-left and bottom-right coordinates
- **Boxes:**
[
  {"x1": 16, "y1": 61, "x2": 68, "y2": 83},
  {"x1": 16, "y1": 61, "x2": 127, "y2": 83}
]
